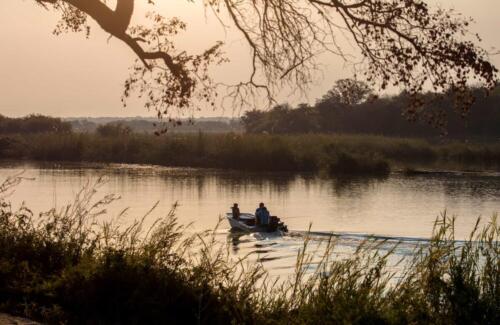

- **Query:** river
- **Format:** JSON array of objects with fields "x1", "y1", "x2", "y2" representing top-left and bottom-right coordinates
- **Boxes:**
[{"x1": 1, "y1": 161, "x2": 498, "y2": 276}]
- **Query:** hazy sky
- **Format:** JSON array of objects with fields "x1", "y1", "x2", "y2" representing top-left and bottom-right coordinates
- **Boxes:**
[{"x1": 0, "y1": 0, "x2": 498, "y2": 118}]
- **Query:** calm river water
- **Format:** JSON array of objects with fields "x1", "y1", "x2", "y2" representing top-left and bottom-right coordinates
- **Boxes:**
[{"x1": 1, "y1": 161, "x2": 498, "y2": 276}]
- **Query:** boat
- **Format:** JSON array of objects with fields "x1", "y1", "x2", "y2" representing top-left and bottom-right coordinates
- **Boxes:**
[{"x1": 226, "y1": 212, "x2": 288, "y2": 233}]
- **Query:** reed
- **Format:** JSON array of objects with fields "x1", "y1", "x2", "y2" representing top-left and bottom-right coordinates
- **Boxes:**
[
  {"x1": 2, "y1": 133, "x2": 500, "y2": 175},
  {"x1": 0, "y1": 176, "x2": 498, "y2": 324}
]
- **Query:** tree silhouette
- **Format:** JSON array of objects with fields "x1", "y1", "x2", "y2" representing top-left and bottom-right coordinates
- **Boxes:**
[
  {"x1": 319, "y1": 79, "x2": 374, "y2": 106},
  {"x1": 34, "y1": 0, "x2": 497, "y2": 121},
  {"x1": 243, "y1": 84, "x2": 500, "y2": 136}
]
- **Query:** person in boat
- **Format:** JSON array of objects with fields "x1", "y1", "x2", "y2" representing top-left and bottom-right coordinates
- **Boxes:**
[
  {"x1": 231, "y1": 203, "x2": 240, "y2": 220},
  {"x1": 255, "y1": 202, "x2": 270, "y2": 226}
]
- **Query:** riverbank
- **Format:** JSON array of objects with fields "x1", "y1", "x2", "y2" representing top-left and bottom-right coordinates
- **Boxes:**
[
  {"x1": 1, "y1": 133, "x2": 499, "y2": 175},
  {"x1": 0, "y1": 176, "x2": 498, "y2": 324},
  {"x1": 0, "y1": 313, "x2": 39, "y2": 325}
]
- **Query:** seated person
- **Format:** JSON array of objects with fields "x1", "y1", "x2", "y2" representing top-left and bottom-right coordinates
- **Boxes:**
[
  {"x1": 255, "y1": 202, "x2": 270, "y2": 225},
  {"x1": 231, "y1": 203, "x2": 240, "y2": 220}
]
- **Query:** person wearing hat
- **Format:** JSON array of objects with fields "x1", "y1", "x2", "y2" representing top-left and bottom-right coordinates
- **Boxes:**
[{"x1": 231, "y1": 203, "x2": 240, "y2": 220}]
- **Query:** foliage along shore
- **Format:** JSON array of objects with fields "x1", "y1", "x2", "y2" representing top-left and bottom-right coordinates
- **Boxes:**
[
  {"x1": 241, "y1": 83, "x2": 500, "y2": 137},
  {"x1": 0, "y1": 176, "x2": 498, "y2": 324},
  {"x1": 1, "y1": 131, "x2": 500, "y2": 175}
]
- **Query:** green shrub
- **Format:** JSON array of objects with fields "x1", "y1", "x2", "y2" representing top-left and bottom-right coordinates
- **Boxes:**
[
  {"x1": 3, "y1": 133, "x2": 500, "y2": 174},
  {"x1": 326, "y1": 149, "x2": 390, "y2": 176}
]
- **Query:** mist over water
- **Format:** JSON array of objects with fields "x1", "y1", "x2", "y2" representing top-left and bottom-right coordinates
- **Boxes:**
[{"x1": 1, "y1": 161, "x2": 498, "y2": 276}]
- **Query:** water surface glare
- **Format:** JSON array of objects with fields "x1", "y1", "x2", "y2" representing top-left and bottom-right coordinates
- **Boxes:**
[{"x1": 1, "y1": 162, "x2": 498, "y2": 275}]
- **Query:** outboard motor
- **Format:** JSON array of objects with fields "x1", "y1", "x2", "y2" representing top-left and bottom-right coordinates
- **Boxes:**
[{"x1": 270, "y1": 216, "x2": 288, "y2": 233}]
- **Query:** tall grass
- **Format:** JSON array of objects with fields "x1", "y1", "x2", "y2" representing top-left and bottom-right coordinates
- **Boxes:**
[
  {"x1": 0, "y1": 176, "x2": 498, "y2": 324},
  {"x1": 1, "y1": 133, "x2": 500, "y2": 175}
]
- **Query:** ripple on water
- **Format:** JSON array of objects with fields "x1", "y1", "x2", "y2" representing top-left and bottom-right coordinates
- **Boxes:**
[
  {"x1": 0, "y1": 163, "x2": 497, "y2": 278},
  {"x1": 222, "y1": 229, "x2": 428, "y2": 277}
]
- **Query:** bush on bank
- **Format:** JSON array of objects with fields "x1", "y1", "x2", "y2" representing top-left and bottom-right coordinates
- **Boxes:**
[{"x1": 1, "y1": 133, "x2": 500, "y2": 175}]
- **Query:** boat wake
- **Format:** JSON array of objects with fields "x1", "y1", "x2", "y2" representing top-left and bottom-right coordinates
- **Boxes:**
[
  {"x1": 288, "y1": 230, "x2": 431, "y2": 244},
  {"x1": 221, "y1": 228, "x2": 433, "y2": 276}
]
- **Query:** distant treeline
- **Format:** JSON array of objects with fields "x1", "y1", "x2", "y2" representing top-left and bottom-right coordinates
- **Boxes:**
[
  {"x1": 3, "y1": 84, "x2": 500, "y2": 139},
  {"x1": 69, "y1": 118, "x2": 242, "y2": 134},
  {"x1": 0, "y1": 114, "x2": 71, "y2": 134},
  {"x1": 242, "y1": 83, "x2": 500, "y2": 138},
  {"x1": 0, "y1": 115, "x2": 242, "y2": 135}
]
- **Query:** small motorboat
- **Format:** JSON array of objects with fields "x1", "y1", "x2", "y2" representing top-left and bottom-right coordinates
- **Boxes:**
[{"x1": 226, "y1": 212, "x2": 288, "y2": 233}]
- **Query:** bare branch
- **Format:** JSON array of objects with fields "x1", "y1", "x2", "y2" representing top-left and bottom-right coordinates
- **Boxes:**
[{"x1": 35, "y1": 0, "x2": 498, "y2": 125}]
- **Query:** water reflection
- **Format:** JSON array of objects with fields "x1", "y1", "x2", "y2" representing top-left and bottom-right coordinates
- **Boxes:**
[
  {"x1": 227, "y1": 232, "x2": 246, "y2": 253},
  {"x1": 325, "y1": 174, "x2": 389, "y2": 197},
  {"x1": 1, "y1": 160, "x2": 498, "y2": 277},
  {"x1": 0, "y1": 161, "x2": 498, "y2": 242}
]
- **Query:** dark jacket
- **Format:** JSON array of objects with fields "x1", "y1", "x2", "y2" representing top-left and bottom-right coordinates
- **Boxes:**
[
  {"x1": 231, "y1": 206, "x2": 240, "y2": 219},
  {"x1": 255, "y1": 207, "x2": 270, "y2": 225}
]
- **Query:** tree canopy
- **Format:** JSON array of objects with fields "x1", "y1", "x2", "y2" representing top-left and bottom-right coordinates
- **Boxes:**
[
  {"x1": 242, "y1": 84, "x2": 500, "y2": 137},
  {"x1": 34, "y1": 0, "x2": 497, "y2": 122},
  {"x1": 0, "y1": 114, "x2": 72, "y2": 134}
]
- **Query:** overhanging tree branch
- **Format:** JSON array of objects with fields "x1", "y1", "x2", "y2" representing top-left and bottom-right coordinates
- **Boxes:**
[{"x1": 34, "y1": 0, "x2": 498, "y2": 126}]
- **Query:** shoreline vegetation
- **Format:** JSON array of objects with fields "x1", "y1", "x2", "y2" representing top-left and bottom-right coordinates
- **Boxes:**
[
  {"x1": 1, "y1": 84, "x2": 500, "y2": 176},
  {"x1": 1, "y1": 131, "x2": 500, "y2": 175},
  {"x1": 0, "y1": 177, "x2": 498, "y2": 324}
]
